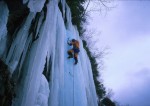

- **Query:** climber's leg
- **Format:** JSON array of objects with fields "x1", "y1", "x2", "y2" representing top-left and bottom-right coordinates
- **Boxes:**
[
  {"x1": 67, "y1": 49, "x2": 73, "y2": 58},
  {"x1": 74, "y1": 53, "x2": 78, "y2": 65}
]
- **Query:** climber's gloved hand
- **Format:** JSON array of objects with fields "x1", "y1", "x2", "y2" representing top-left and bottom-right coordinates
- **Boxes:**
[{"x1": 67, "y1": 38, "x2": 72, "y2": 46}]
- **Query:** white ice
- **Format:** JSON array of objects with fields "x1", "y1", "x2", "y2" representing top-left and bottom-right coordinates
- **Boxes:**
[
  {"x1": 5, "y1": 13, "x2": 36, "y2": 73},
  {"x1": 35, "y1": 74, "x2": 50, "y2": 106}
]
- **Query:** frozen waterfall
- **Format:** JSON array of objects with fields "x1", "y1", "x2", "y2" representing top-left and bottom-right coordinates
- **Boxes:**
[{"x1": 0, "y1": 0, "x2": 98, "y2": 106}]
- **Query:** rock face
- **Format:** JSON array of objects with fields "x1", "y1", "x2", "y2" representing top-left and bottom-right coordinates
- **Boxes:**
[
  {"x1": 0, "y1": 59, "x2": 16, "y2": 106},
  {"x1": 0, "y1": 0, "x2": 98, "y2": 106}
]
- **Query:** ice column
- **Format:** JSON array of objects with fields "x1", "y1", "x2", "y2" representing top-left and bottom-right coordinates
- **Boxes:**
[
  {"x1": 35, "y1": 75, "x2": 50, "y2": 106},
  {"x1": 28, "y1": 0, "x2": 46, "y2": 12},
  {"x1": 47, "y1": 1, "x2": 65, "y2": 106},
  {"x1": 5, "y1": 13, "x2": 36, "y2": 73},
  {"x1": 12, "y1": 0, "x2": 59, "y2": 106}
]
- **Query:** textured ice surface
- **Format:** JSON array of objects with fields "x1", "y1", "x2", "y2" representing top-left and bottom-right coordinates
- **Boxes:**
[
  {"x1": 0, "y1": 1, "x2": 8, "y2": 41},
  {"x1": 35, "y1": 75, "x2": 50, "y2": 106},
  {"x1": 23, "y1": 0, "x2": 46, "y2": 12},
  {"x1": 5, "y1": 13, "x2": 36, "y2": 73}
]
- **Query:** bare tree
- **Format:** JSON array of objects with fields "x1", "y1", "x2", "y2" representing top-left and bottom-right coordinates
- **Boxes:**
[
  {"x1": 82, "y1": 0, "x2": 116, "y2": 17},
  {"x1": 106, "y1": 88, "x2": 114, "y2": 98}
]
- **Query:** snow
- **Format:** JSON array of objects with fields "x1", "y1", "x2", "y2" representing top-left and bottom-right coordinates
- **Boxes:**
[{"x1": 0, "y1": 0, "x2": 98, "y2": 106}]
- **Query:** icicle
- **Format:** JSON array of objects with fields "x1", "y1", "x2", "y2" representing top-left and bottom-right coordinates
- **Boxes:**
[
  {"x1": 48, "y1": 3, "x2": 65, "y2": 106},
  {"x1": 0, "y1": 1, "x2": 8, "y2": 41},
  {"x1": 12, "y1": 1, "x2": 59, "y2": 106},
  {"x1": 15, "y1": 12, "x2": 45, "y2": 79},
  {"x1": 5, "y1": 13, "x2": 36, "y2": 73},
  {"x1": 60, "y1": 0, "x2": 66, "y2": 19},
  {"x1": 0, "y1": 1, "x2": 9, "y2": 59},
  {"x1": 65, "y1": 4, "x2": 73, "y2": 31},
  {"x1": 28, "y1": 0, "x2": 46, "y2": 12},
  {"x1": 23, "y1": 0, "x2": 29, "y2": 4}
]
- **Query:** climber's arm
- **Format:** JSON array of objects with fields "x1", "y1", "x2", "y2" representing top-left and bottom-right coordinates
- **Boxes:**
[{"x1": 67, "y1": 40, "x2": 72, "y2": 46}]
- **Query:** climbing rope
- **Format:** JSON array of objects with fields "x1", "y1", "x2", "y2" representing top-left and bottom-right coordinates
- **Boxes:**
[{"x1": 73, "y1": 66, "x2": 75, "y2": 106}]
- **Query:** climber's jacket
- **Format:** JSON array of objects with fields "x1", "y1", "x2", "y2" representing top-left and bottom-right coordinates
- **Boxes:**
[{"x1": 68, "y1": 39, "x2": 80, "y2": 50}]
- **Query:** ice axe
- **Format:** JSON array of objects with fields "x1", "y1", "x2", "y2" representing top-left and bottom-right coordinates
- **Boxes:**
[{"x1": 67, "y1": 38, "x2": 71, "y2": 45}]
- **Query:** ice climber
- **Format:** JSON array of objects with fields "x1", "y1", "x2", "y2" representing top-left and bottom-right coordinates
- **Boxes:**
[{"x1": 67, "y1": 39, "x2": 80, "y2": 65}]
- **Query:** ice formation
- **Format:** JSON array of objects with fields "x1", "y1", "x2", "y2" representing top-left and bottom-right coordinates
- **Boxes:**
[
  {"x1": 0, "y1": 0, "x2": 98, "y2": 106},
  {"x1": 27, "y1": 0, "x2": 46, "y2": 12}
]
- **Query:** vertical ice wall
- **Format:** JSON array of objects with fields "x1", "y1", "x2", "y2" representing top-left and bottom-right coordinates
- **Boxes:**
[
  {"x1": 0, "y1": 0, "x2": 98, "y2": 106},
  {"x1": 35, "y1": 74, "x2": 50, "y2": 106}
]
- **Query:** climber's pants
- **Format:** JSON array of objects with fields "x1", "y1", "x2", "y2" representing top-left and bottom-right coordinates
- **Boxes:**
[{"x1": 67, "y1": 49, "x2": 79, "y2": 58}]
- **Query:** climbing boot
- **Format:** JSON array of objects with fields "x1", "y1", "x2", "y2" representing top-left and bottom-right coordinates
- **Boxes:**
[
  {"x1": 74, "y1": 57, "x2": 78, "y2": 65},
  {"x1": 67, "y1": 51, "x2": 73, "y2": 59},
  {"x1": 68, "y1": 55, "x2": 73, "y2": 59}
]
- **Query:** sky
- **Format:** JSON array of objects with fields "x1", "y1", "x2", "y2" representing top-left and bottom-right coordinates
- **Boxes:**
[{"x1": 87, "y1": 1, "x2": 150, "y2": 106}]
